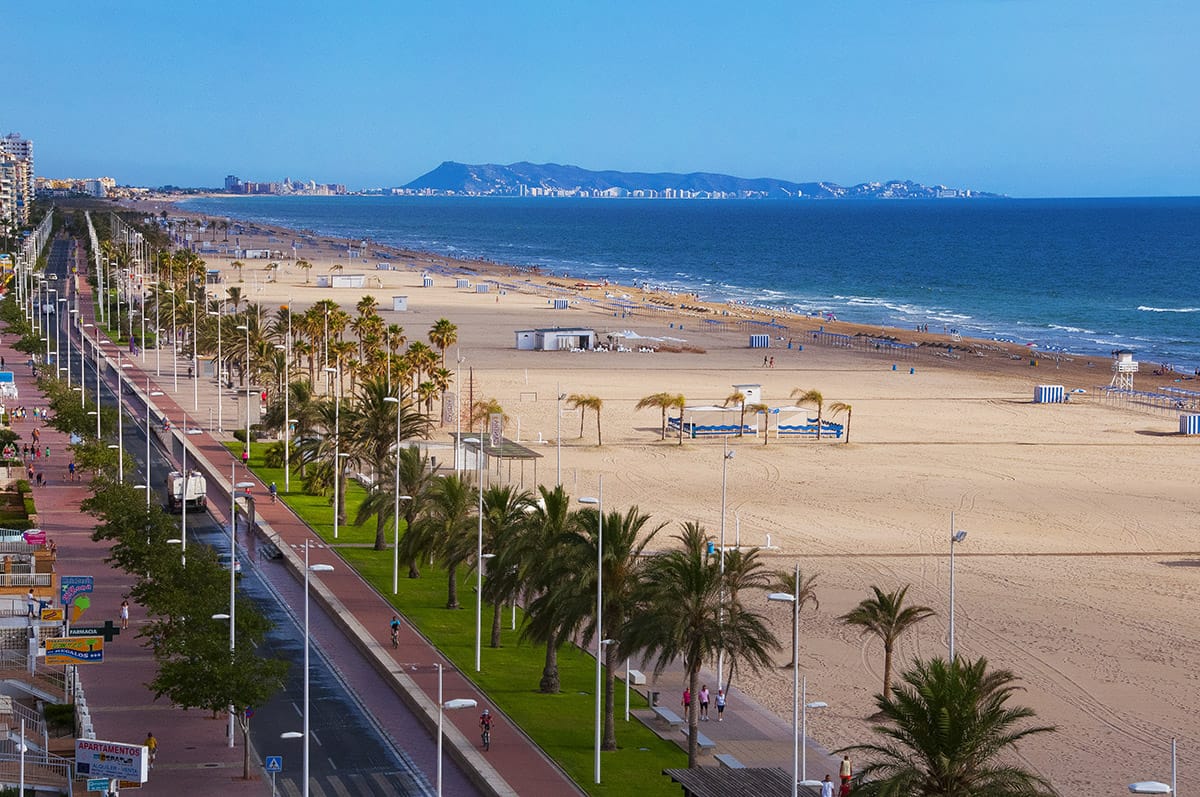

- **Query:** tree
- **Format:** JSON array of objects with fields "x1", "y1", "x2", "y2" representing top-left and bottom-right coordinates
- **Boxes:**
[
  {"x1": 767, "y1": 566, "x2": 820, "y2": 668},
  {"x1": 231, "y1": 260, "x2": 245, "y2": 282},
  {"x1": 791, "y1": 388, "x2": 825, "y2": 439},
  {"x1": 479, "y1": 484, "x2": 535, "y2": 647},
  {"x1": 746, "y1": 402, "x2": 771, "y2": 444},
  {"x1": 635, "y1": 391, "x2": 675, "y2": 440},
  {"x1": 428, "y1": 318, "x2": 458, "y2": 367},
  {"x1": 830, "y1": 401, "x2": 853, "y2": 443},
  {"x1": 840, "y1": 585, "x2": 935, "y2": 700},
  {"x1": 623, "y1": 522, "x2": 779, "y2": 767},
  {"x1": 567, "y1": 393, "x2": 603, "y2": 446},
  {"x1": 841, "y1": 657, "x2": 1057, "y2": 797},
  {"x1": 425, "y1": 473, "x2": 477, "y2": 609},
  {"x1": 297, "y1": 259, "x2": 313, "y2": 284},
  {"x1": 515, "y1": 485, "x2": 577, "y2": 693},
  {"x1": 723, "y1": 390, "x2": 747, "y2": 436},
  {"x1": 671, "y1": 393, "x2": 687, "y2": 445}
]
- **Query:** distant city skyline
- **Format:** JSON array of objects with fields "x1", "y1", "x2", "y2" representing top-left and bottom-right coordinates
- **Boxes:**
[{"x1": 9, "y1": 1, "x2": 1199, "y2": 198}]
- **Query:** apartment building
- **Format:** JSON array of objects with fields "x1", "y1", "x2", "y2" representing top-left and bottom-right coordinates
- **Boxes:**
[{"x1": 0, "y1": 133, "x2": 35, "y2": 225}]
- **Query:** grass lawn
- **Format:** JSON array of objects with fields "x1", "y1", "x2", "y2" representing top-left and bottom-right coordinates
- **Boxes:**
[{"x1": 242, "y1": 445, "x2": 687, "y2": 795}]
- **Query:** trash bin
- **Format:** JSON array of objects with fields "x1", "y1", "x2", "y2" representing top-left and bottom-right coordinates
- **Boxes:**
[{"x1": 650, "y1": 690, "x2": 660, "y2": 707}]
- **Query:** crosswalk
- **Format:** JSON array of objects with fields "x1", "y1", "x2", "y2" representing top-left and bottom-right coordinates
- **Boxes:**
[{"x1": 274, "y1": 769, "x2": 430, "y2": 797}]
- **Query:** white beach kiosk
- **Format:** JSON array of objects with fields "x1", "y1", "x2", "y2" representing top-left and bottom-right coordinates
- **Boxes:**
[{"x1": 514, "y1": 328, "x2": 597, "y2": 351}]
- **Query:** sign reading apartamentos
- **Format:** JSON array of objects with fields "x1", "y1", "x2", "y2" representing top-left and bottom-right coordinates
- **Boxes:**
[{"x1": 76, "y1": 738, "x2": 149, "y2": 782}]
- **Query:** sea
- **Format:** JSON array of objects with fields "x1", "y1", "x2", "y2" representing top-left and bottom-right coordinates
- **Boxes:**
[{"x1": 179, "y1": 196, "x2": 1200, "y2": 371}]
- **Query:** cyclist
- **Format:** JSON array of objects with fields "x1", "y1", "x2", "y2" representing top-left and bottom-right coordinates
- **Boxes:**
[
  {"x1": 389, "y1": 615, "x2": 401, "y2": 648},
  {"x1": 268, "y1": 482, "x2": 278, "y2": 503},
  {"x1": 479, "y1": 709, "x2": 494, "y2": 751}
]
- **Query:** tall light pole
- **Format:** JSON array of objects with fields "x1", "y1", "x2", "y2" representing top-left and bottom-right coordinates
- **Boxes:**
[
  {"x1": 579, "y1": 479, "x2": 604, "y2": 785},
  {"x1": 324, "y1": 366, "x2": 340, "y2": 539},
  {"x1": 187, "y1": 297, "x2": 198, "y2": 411},
  {"x1": 768, "y1": 561, "x2": 802, "y2": 797},
  {"x1": 556, "y1": 387, "x2": 565, "y2": 486},
  {"x1": 65, "y1": 307, "x2": 77, "y2": 388},
  {"x1": 1128, "y1": 738, "x2": 1177, "y2": 794},
  {"x1": 439, "y1": 676, "x2": 477, "y2": 797},
  {"x1": 284, "y1": 301, "x2": 292, "y2": 490},
  {"x1": 146, "y1": 385, "x2": 164, "y2": 507},
  {"x1": 384, "y1": 395, "x2": 411, "y2": 594},
  {"x1": 115, "y1": 355, "x2": 133, "y2": 482},
  {"x1": 463, "y1": 437, "x2": 485, "y2": 672},
  {"x1": 717, "y1": 439, "x2": 734, "y2": 689},
  {"x1": 221, "y1": 475, "x2": 255, "y2": 748},
  {"x1": 295, "y1": 541, "x2": 333, "y2": 797},
  {"x1": 210, "y1": 303, "x2": 223, "y2": 431},
  {"x1": 949, "y1": 515, "x2": 967, "y2": 661}
]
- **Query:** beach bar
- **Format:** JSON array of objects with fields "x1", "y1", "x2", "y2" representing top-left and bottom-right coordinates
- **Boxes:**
[
  {"x1": 1034, "y1": 385, "x2": 1066, "y2": 403},
  {"x1": 1180, "y1": 415, "x2": 1200, "y2": 436},
  {"x1": 514, "y1": 327, "x2": 597, "y2": 351}
]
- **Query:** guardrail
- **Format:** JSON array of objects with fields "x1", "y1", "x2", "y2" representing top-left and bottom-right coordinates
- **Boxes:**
[{"x1": 0, "y1": 574, "x2": 53, "y2": 588}]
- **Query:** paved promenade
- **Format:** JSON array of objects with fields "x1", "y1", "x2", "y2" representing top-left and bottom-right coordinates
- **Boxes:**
[{"x1": 12, "y1": 236, "x2": 840, "y2": 795}]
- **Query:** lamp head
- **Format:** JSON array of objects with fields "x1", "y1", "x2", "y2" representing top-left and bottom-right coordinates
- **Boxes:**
[{"x1": 952, "y1": 531, "x2": 967, "y2": 543}]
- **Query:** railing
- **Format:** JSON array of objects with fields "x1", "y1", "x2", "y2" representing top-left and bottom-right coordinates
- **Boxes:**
[
  {"x1": 0, "y1": 573, "x2": 53, "y2": 588},
  {"x1": 0, "y1": 542, "x2": 41, "y2": 554},
  {"x1": 0, "y1": 740, "x2": 73, "y2": 788}
]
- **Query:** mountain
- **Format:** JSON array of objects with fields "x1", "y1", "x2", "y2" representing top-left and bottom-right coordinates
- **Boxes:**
[{"x1": 401, "y1": 161, "x2": 1001, "y2": 199}]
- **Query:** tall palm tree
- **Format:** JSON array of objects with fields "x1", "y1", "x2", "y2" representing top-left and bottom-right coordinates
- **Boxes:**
[
  {"x1": 841, "y1": 656, "x2": 1058, "y2": 797},
  {"x1": 830, "y1": 401, "x2": 853, "y2": 443},
  {"x1": 840, "y1": 585, "x2": 935, "y2": 699},
  {"x1": 791, "y1": 388, "x2": 825, "y2": 439},
  {"x1": 767, "y1": 566, "x2": 820, "y2": 668},
  {"x1": 567, "y1": 393, "x2": 603, "y2": 446},
  {"x1": 480, "y1": 484, "x2": 534, "y2": 647},
  {"x1": 723, "y1": 390, "x2": 747, "y2": 437},
  {"x1": 635, "y1": 391, "x2": 674, "y2": 440},
  {"x1": 623, "y1": 522, "x2": 779, "y2": 767},
  {"x1": 746, "y1": 402, "x2": 771, "y2": 444},
  {"x1": 515, "y1": 485, "x2": 578, "y2": 694},
  {"x1": 428, "y1": 318, "x2": 458, "y2": 367},
  {"x1": 297, "y1": 259, "x2": 313, "y2": 284},
  {"x1": 425, "y1": 473, "x2": 477, "y2": 609},
  {"x1": 670, "y1": 393, "x2": 687, "y2": 445}
]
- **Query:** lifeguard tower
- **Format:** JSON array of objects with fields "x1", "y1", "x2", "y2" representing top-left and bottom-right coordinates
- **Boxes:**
[{"x1": 1110, "y1": 350, "x2": 1138, "y2": 391}]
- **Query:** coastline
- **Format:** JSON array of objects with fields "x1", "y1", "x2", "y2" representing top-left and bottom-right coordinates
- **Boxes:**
[{"x1": 120, "y1": 197, "x2": 1200, "y2": 795}]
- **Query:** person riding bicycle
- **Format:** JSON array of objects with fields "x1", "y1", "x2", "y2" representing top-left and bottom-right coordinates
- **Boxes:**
[
  {"x1": 479, "y1": 708, "x2": 494, "y2": 749},
  {"x1": 389, "y1": 615, "x2": 401, "y2": 647},
  {"x1": 268, "y1": 482, "x2": 278, "y2": 503}
]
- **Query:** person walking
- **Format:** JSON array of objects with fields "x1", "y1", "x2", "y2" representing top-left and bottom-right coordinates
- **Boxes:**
[
  {"x1": 821, "y1": 774, "x2": 835, "y2": 797},
  {"x1": 26, "y1": 589, "x2": 36, "y2": 618},
  {"x1": 716, "y1": 688, "x2": 726, "y2": 721},
  {"x1": 681, "y1": 687, "x2": 691, "y2": 716},
  {"x1": 146, "y1": 732, "x2": 158, "y2": 768},
  {"x1": 699, "y1": 684, "x2": 710, "y2": 721},
  {"x1": 840, "y1": 754, "x2": 853, "y2": 787},
  {"x1": 121, "y1": 599, "x2": 130, "y2": 630}
]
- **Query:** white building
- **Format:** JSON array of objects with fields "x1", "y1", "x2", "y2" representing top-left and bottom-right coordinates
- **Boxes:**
[
  {"x1": 0, "y1": 133, "x2": 34, "y2": 225},
  {"x1": 514, "y1": 327, "x2": 597, "y2": 351}
]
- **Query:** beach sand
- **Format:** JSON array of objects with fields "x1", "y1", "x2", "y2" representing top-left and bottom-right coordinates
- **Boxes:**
[{"x1": 135, "y1": 201, "x2": 1199, "y2": 794}]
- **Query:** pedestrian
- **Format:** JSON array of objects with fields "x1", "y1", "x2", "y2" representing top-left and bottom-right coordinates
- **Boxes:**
[
  {"x1": 840, "y1": 754, "x2": 853, "y2": 787},
  {"x1": 821, "y1": 774, "x2": 834, "y2": 797},
  {"x1": 67, "y1": 461, "x2": 76, "y2": 481},
  {"x1": 241, "y1": 449, "x2": 249, "y2": 465},
  {"x1": 35, "y1": 472, "x2": 43, "y2": 487},
  {"x1": 699, "y1": 684, "x2": 710, "y2": 721},
  {"x1": 1, "y1": 356, "x2": 5, "y2": 369},
  {"x1": 120, "y1": 599, "x2": 130, "y2": 630},
  {"x1": 269, "y1": 482, "x2": 278, "y2": 503},
  {"x1": 762, "y1": 355, "x2": 768, "y2": 367},
  {"x1": 681, "y1": 687, "x2": 691, "y2": 714},
  {"x1": 26, "y1": 588, "x2": 36, "y2": 618},
  {"x1": 44, "y1": 445, "x2": 49, "y2": 460},
  {"x1": 716, "y1": 688, "x2": 726, "y2": 721},
  {"x1": 839, "y1": 780, "x2": 852, "y2": 797},
  {"x1": 769, "y1": 356, "x2": 775, "y2": 368},
  {"x1": 145, "y1": 731, "x2": 157, "y2": 768}
]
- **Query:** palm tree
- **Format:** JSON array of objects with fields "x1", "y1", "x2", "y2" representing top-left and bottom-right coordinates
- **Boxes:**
[
  {"x1": 623, "y1": 522, "x2": 779, "y2": 767},
  {"x1": 841, "y1": 656, "x2": 1058, "y2": 796},
  {"x1": 329, "y1": 263, "x2": 344, "y2": 274},
  {"x1": 830, "y1": 401, "x2": 853, "y2": 443},
  {"x1": 635, "y1": 391, "x2": 674, "y2": 440},
  {"x1": 767, "y1": 566, "x2": 820, "y2": 668},
  {"x1": 226, "y1": 286, "x2": 244, "y2": 314},
  {"x1": 428, "y1": 318, "x2": 458, "y2": 367},
  {"x1": 791, "y1": 388, "x2": 825, "y2": 439},
  {"x1": 425, "y1": 474, "x2": 477, "y2": 609},
  {"x1": 297, "y1": 259, "x2": 313, "y2": 284},
  {"x1": 231, "y1": 260, "x2": 245, "y2": 282},
  {"x1": 723, "y1": 390, "x2": 747, "y2": 437},
  {"x1": 567, "y1": 393, "x2": 603, "y2": 446},
  {"x1": 746, "y1": 402, "x2": 771, "y2": 444},
  {"x1": 515, "y1": 485, "x2": 577, "y2": 693},
  {"x1": 480, "y1": 484, "x2": 535, "y2": 647},
  {"x1": 670, "y1": 393, "x2": 687, "y2": 445},
  {"x1": 840, "y1": 585, "x2": 935, "y2": 699}
]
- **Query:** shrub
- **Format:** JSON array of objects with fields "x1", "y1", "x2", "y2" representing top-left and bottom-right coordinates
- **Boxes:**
[{"x1": 13, "y1": 479, "x2": 30, "y2": 494}]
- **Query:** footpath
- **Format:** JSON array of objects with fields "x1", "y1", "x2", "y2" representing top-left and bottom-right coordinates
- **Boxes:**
[{"x1": 20, "y1": 237, "x2": 840, "y2": 796}]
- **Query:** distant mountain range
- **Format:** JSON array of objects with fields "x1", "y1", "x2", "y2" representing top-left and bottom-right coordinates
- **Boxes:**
[{"x1": 401, "y1": 161, "x2": 1002, "y2": 199}]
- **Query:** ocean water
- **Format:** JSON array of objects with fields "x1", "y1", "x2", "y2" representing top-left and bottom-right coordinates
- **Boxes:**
[{"x1": 180, "y1": 196, "x2": 1200, "y2": 369}]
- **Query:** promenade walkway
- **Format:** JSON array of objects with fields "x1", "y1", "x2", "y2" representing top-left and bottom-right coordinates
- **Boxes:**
[{"x1": 22, "y1": 235, "x2": 842, "y2": 796}]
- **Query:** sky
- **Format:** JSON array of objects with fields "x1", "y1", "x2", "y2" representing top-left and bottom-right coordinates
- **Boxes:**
[{"x1": 8, "y1": 1, "x2": 1199, "y2": 197}]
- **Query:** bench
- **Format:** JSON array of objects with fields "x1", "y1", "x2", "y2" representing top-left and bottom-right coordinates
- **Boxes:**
[
  {"x1": 651, "y1": 706, "x2": 684, "y2": 728},
  {"x1": 680, "y1": 727, "x2": 717, "y2": 751},
  {"x1": 715, "y1": 753, "x2": 745, "y2": 769},
  {"x1": 626, "y1": 668, "x2": 646, "y2": 686}
]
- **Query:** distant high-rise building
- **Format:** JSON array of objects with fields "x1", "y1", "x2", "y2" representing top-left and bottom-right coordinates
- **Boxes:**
[
  {"x1": 224, "y1": 174, "x2": 242, "y2": 193},
  {"x1": 0, "y1": 132, "x2": 34, "y2": 225}
]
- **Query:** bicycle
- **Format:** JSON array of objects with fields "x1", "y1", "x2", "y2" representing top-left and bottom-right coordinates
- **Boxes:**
[
  {"x1": 390, "y1": 626, "x2": 399, "y2": 649},
  {"x1": 480, "y1": 725, "x2": 491, "y2": 752}
]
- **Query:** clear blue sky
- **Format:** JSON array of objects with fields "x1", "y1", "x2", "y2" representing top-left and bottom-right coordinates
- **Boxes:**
[{"x1": 9, "y1": 1, "x2": 1198, "y2": 197}]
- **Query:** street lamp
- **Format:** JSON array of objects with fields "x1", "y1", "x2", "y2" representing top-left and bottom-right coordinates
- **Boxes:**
[
  {"x1": 438, "y1": 668, "x2": 477, "y2": 797},
  {"x1": 463, "y1": 437, "x2": 485, "y2": 673},
  {"x1": 186, "y1": 297, "x2": 198, "y2": 411},
  {"x1": 323, "y1": 366, "x2": 341, "y2": 538},
  {"x1": 384, "y1": 394, "x2": 411, "y2": 594},
  {"x1": 220, "y1": 476, "x2": 256, "y2": 748},
  {"x1": 239, "y1": 322, "x2": 252, "y2": 448},
  {"x1": 768, "y1": 561, "x2": 802, "y2": 797},
  {"x1": 145, "y1": 388, "x2": 164, "y2": 506},
  {"x1": 579, "y1": 483, "x2": 604, "y2": 785},
  {"x1": 949, "y1": 516, "x2": 968, "y2": 661},
  {"x1": 556, "y1": 387, "x2": 566, "y2": 486},
  {"x1": 274, "y1": 342, "x2": 289, "y2": 491},
  {"x1": 1128, "y1": 737, "x2": 1177, "y2": 794},
  {"x1": 717, "y1": 440, "x2": 734, "y2": 688},
  {"x1": 115, "y1": 355, "x2": 134, "y2": 483},
  {"x1": 209, "y1": 306, "x2": 223, "y2": 431},
  {"x1": 302, "y1": 543, "x2": 333, "y2": 797}
]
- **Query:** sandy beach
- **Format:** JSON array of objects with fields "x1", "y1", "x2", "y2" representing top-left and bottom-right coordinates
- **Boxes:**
[{"x1": 133, "y1": 200, "x2": 1199, "y2": 794}]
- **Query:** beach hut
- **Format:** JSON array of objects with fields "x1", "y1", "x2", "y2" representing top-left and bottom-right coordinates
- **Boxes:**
[
  {"x1": 422, "y1": 276, "x2": 434, "y2": 288},
  {"x1": 476, "y1": 283, "x2": 490, "y2": 293},
  {"x1": 749, "y1": 334, "x2": 770, "y2": 348},
  {"x1": 731, "y1": 384, "x2": 762, "y2": 405},
  {"x1": 1034, "y1": 385, "x2": 1065, "y2": 403},
  {"x1": 456, "y1": 278, "x2": 471, "y2": 289},
  {"x1": 552, "y1": 298, "x2": 570, "y2": 310},
  {"x1": 392, "y1": 296, "x2": 408, "y2": 312},
  {"x1": 1180, "y1": 415, "x2": 1200, "y2": 436}
]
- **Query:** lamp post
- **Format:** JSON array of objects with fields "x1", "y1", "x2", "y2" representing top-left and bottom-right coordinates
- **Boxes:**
[
  {"x1": 463, "y1": 437, "x2": 485, "y2": 672},
  {"x1": 186, "y1": 297, "x2": 198, "y2": 411},
  {"x1": 800, "y1": 678, "x2": 827, "y2": 786},
  {"x1": 115, "y1": 355, "x2": 134, "y2": 482},
  {"x1": 66, "y1": 307, "x2": 77, "y2": 388},
  {"x1": 146, "y1": 386, "x2": 164, "y2": 507},
  {"x1": 220, "y1": 476, "x2": 256, "y2": 748},
  {"x1": 210, "y1": 305, "x2": 223, "y2": 431},
  {"x1": 578, "y1": 480, "x2": 604, "y2": 785},
  {"x1": 282, "y1": 542, "x2": 334, "y2": 797},
  {"x1": 556, "y1": 386, "x2": 565, "y2": 486},
  {"x1": 768, "y1": 561, "x2": 802, "y2": 797},
  {"x1": 717, "y1": 439, "x2": 734, "y2": 689},
  {"x1": 1128, "y1": 739, "x2": 1177, "y2": 795},
  {"x1": 45, "y1": 287, "x2": 56, "y2": 365},
  {"x1": 949, "y1": 515, "x2": 967, "y2": 661},
  {"x1": 81, "y1": 323, "x2": 93, "y2": 405},
  {"x1": 438, "y1": 670, "x2": 477, "y2": 797},
  {"x1": 323, "y1": 366, "x2": 341, "y2": 538},
  {"x1": 178, "y1": 421, "x2": 202, "y2": 567},
  {"x1": 384, "y1": 394, "x2": 411, "y2": 594},
  {"x1": 284, "y1": 301, "x2": 292, "y2": 490}
]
